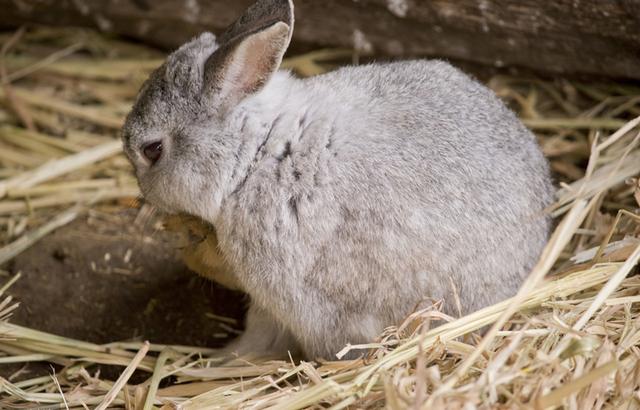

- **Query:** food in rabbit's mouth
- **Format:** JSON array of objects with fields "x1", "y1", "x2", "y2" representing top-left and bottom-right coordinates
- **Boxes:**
[
  {"x1": 122, "y1": 0, "x2": 553, "y2": 360},
  {"x1": 164, "y1": 214, "x2": 241, "y2": 291}
]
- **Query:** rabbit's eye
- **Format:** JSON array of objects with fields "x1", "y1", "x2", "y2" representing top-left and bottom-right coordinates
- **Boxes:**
[{"x1": 142, "y1": 141, "x2": 163, "y2": 164}]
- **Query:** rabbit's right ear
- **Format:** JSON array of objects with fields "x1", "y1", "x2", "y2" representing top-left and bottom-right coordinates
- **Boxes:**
[{"x1": 202, "y1": 0, "x2": 294, "y2": 110}]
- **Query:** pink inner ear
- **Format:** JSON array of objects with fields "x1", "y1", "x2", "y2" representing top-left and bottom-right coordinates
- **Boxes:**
[
  {"x1": 241, "y1": 27, "x2": 289, "y2": 92},
  {"x1": 216, "y1": 21, "x2": 291, "y2": 105}
]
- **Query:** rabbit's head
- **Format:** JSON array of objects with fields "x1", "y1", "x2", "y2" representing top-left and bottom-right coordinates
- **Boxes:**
[{"x1": 122, "y1": 0, "x2": 294, "y2": 219}]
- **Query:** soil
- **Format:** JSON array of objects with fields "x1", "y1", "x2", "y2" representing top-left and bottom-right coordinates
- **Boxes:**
[{"x1": 0, "y1": 208, "x2": 246, "y2": 379}]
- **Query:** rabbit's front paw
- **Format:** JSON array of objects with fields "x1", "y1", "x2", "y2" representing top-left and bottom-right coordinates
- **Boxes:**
[{"x1": 222, "y1": 304, "x2": 301, "y2": 361}]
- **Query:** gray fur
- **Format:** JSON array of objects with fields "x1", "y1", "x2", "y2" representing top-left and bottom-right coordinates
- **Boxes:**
[{"x1": 122, "y1": 0, "x2": 553, "y2": 360}]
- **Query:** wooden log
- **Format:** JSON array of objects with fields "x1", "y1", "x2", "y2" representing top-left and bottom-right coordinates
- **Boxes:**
[{"x1": 0, "y1": 0, "x2": 639, "y2": 80}]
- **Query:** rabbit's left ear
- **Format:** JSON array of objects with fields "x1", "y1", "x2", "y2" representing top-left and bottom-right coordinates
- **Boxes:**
[{"x1": 203, "y1": 0, "x2": 294, "y2": 109}]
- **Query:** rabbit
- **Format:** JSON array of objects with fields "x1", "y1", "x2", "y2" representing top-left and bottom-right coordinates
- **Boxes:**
[{"x1": 122, "y1": 0, "x2": 554, "y2": 360}]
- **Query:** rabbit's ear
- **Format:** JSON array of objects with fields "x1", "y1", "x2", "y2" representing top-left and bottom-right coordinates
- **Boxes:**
[
  {"x1": 218, "y1": 0, "x2": 293, "y2": 46},
  {"x1": 202, "y1": 0, "x2": 293, "y2": 108},
  {"x1": 165, "y1": 32, "x2": 218, "y2": 95}
]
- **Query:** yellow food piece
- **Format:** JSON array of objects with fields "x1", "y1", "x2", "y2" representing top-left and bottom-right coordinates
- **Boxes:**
[{"x1": 164, "y1": 214, "x2": 242, "y2": 291}]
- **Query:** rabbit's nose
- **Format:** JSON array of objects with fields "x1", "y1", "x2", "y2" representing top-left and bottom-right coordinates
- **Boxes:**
[{"x1": 142, "y1": 141, "x2": 163, "y2": 164}]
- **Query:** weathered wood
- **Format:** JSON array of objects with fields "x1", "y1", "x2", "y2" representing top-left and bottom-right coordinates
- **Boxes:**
[{"x1": 1, "y1": 0, "x2": 639, "y2": 80}]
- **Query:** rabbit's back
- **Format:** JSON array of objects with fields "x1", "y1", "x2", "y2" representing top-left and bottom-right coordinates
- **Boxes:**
[{"x1": 298, "y1": 60, "x2": 553, "y2": 308}]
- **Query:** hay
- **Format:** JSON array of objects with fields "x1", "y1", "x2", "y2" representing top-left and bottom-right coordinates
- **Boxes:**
[{"x1": 0, "y1": 27, "x2": 639, "y2": 409}]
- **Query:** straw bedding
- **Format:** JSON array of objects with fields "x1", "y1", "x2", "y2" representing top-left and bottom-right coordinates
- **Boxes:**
[{"x1": 0, "y1": 27, "x2": 639, "y2": 409}]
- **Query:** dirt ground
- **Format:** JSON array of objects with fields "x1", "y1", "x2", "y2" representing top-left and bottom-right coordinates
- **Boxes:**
[{"x1": 1, "y1": 208, "x2": 246, "y2": 378}]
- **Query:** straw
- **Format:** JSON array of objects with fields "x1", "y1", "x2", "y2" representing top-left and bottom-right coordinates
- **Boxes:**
[{"x1": 95, "y1": 341, "x2": 150, "y2": 410}]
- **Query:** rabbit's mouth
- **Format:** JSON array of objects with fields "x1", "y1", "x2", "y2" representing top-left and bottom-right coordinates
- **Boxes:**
[{"x1": 133, "y1": 171, "x2": 174, "y2": 214}]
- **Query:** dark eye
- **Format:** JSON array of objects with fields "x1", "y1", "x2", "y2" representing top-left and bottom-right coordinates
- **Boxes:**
[{"x1": 142, "y1": 141, "x2": 163, "y2": 164}]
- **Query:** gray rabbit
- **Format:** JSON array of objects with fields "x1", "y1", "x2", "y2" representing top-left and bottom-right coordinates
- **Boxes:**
[{"x1": 122, "y1": 0, "x2": 553, "y2": 360}]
